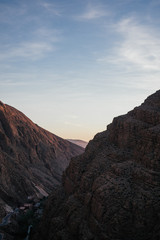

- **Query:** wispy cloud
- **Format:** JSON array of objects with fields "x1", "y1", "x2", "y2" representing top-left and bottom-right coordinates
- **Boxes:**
[
  {"x1": 3, "y1": 42, "x2": 53, "y2": 60},
  {"x1": 116, "y1": 18, "x2": 160, "y2": 70},
  {"x1": 76, "y1": 3, "x2": 108, "y2": 21},
  {"x1": 0, "y1": 28, "x2": 61, "y2": 61},
  {"x1": 34, "y1": 28, "x2": 61, "y2": 42},
  {"x1": 40, "y1": 2, "x2": 62, "y2": 16},
  {"x1": 0, "y1": 2, "x2": 27, "y2": 24},
  {"x1": 101, "y1": 18, "x2": 160, "y2": 71},
  {"x1": 0, "y1": 80, "x2": 29, "y2": 86},
  {"x1": 0, "y1": 72, "x2": 45, "y2": 86},
  {"x1": 0, "y1": 1, "x2": 62, "y2": 62}
]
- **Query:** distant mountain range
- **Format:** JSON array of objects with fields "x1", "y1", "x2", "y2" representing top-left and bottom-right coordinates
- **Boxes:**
[
  {"x1": 0, "y1": 101, "x2": 84, "y2": 219},
  {"x1": 67, "y1": 139, "x2": 88, "y2": 148}
]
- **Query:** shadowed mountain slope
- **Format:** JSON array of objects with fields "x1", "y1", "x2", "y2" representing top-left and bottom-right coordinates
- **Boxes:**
[
  {"x1": 32, "y1": 90, "x2": 160, "y2": 240},
  {"x1": 0, "y1": 101, "x2": 84, "y2": 218}
]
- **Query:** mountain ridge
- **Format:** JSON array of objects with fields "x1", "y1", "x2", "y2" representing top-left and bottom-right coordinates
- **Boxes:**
[
  {"x1": 31, "y1": 90, "x2": 160, "y2": 240},
  {"x1": 0, "y1": 101, "x2": 84, "y2": 219},
  {"x1": 67, "y1": 139, "x2": 88, "y2": 148}
]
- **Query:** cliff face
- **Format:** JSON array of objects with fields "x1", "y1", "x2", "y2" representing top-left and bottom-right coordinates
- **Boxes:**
[
  {"x1": 0, "y1": 101, "x2": 84, "y2": 218},
  {"x1": 33, "y1": 90, "x2": 160, "y2": 240}
]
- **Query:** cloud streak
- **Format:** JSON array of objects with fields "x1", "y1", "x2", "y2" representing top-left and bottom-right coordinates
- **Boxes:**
[
  {"x1": 109, "y1": 18, "x2": 160, "y2": 71},
  {"x1": 3, "y1": 42, "x2": 53, "y2": 60},
  {"x1": 0, "y1": 28, "x2": 61, "y2": 61},
  {"x1": 76, "y1": 3, "x2": 108, "y2": 20},
  {"x1": 40, "y1": 2, "x2": 62, "y2": 16},
  {"x1": 0, "y1": 2, "x2": 27, "y2": 24}
]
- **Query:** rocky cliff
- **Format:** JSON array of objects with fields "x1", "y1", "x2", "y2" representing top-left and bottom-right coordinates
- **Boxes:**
[
  {"x1": 32, "y1": 90, "x2": 160, "y2": 240},
  {"x1": 0, "y1": 101, "x2": 84, "y2": 218}
]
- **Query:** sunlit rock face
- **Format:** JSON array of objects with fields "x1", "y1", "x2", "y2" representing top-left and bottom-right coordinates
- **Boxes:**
[
  {"x1": 32, "y1": 90, "x2": 160, "y2": 240},
  {"x1": 0, "y1": 101, "x2": 84, "y2": 218}
]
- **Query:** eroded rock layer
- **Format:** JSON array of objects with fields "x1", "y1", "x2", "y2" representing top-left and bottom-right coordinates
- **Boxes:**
[
  {"x1": 32, "y1": 90, "x2": 160, "y2": 240},
  {"x1": 0, "y1": 101, "x2": 84, "y2": 218}
]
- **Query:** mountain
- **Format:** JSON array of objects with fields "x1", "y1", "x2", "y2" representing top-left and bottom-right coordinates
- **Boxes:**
[
  {"x1": 67, "y1": 139, "x2": 88, "y2": 148},
  {"x1": 0, "y1": 101, "x2": 84, "y2": 219},
  {"x1": 32, "y1": 90, "x2": 160, "y2": 240}
]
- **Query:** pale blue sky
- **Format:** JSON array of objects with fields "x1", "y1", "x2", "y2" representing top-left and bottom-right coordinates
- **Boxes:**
[{"x1": 0, "y1": 0, "x2": 160, "y2": 141}]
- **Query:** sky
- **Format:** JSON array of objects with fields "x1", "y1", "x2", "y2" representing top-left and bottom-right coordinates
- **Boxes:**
[{"x1": 0, "y1": 0, "x2": 160, "y2": 141}]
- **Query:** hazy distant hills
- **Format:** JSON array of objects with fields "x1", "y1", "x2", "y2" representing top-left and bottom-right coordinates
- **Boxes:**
[
  {"x1": 32, "y1": 90, "x2": 160, "y2": 240},
  {"x1": 67, "y1": 139, "x2": 88, "y2": 148},
  {"x1": 0, "y1": 101, "x2": 84, "y2": 218}
]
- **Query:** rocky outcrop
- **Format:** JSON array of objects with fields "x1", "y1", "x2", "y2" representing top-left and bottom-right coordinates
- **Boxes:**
[
  {"x1": 0, "y1": 101, "x2": 84, "y2": 218},
  {"x1": 32, "y1": 90, "x2": 160, "y2": 240}
]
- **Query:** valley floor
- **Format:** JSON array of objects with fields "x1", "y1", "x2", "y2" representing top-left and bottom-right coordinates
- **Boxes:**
[{"x1": 0, "y1": 197, "x2": 46, "y2": 240}]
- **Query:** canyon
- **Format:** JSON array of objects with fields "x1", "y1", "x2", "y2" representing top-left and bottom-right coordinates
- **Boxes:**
[
  {"x1": 31, "y1": 90, "x2": 160, "y2": 240},
  {"x1": 0, "y1": 101, "x2": 84, "y2": 220}
]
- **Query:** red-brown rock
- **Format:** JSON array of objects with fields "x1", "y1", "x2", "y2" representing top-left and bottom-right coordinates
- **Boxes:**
[{"x1": 0, "y1": 101, "x2": 84, "y2": 218}]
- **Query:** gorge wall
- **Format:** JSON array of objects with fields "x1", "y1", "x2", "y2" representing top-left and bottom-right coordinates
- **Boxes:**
[
  {"x1": 0, "y1": 101, "x2": 84, "y2": 218},
  {"x1": 32, "y1": 90, "x2": 160, "y2": 240}
]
